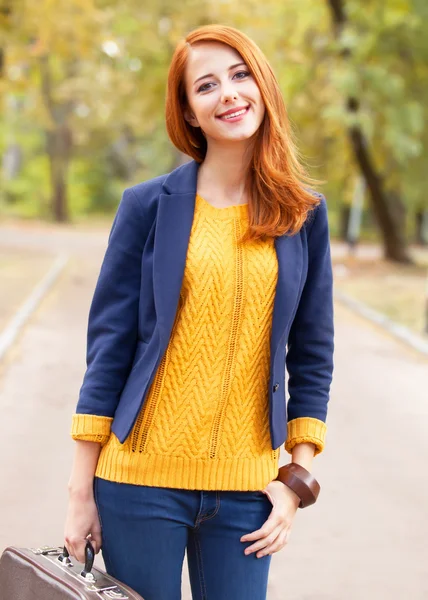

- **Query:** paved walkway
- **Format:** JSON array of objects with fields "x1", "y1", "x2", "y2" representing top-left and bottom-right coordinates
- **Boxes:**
[{"x1": 0, "y1": 228, "x2": 427, "y2": 598}]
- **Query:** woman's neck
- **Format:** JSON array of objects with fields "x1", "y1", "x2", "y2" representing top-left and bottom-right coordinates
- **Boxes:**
[{"x1": 197, "y1": 141, "x2": 253, "y2": 204}]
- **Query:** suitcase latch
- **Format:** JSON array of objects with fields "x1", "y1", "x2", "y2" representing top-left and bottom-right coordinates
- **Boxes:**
[
  {"x1": 86, "y1": 584, "x2": 129, "y2": 598},
  {"x1": 102, "y1": 588, "x2": 129, "y2": 599},
  {"x1": 31, "y1": 546, "x2": 63, "y2": 556}
]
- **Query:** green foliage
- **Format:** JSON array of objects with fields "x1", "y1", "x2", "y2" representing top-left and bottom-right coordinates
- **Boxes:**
[
  {"x1": 1, "y1": 0, "x2": 427, "y2": 238},
  {"x1": 2, "y1": 154, "x2": 51, "y2": 218}
]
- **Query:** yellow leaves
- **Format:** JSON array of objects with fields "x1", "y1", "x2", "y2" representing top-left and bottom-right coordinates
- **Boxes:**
[
  {"x1": 2, "y1": 0, "x2": 427, "y2": 216},
  {"x1": 15, "y1": 0, "x2": 102, "y2": 58}
]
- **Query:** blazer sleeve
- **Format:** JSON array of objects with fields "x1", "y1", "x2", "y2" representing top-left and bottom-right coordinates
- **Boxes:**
[
  {"x1": 284, "y1": 195, "x2": 334, "y2": 456},
  {"x1": 70, "y1": 187, "x2": 148, "y2": 444}
]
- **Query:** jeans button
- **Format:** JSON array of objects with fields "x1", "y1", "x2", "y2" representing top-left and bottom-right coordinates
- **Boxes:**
[{"x1": 273, "y1": 383, "x2": 279, "y2": 392}]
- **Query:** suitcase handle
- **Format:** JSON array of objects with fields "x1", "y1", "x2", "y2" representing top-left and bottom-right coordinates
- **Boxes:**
[{"x1": 61, "y1": 540, "x2": 95, "y2": 578}]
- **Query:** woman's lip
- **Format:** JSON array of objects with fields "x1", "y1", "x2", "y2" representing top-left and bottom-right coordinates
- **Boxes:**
[
  {"x1": 217, "y1": 105, "x2": 249, "y2": 118},
  {"x1": 216, "y1": 106, "x2": 250, "y2": 121}
]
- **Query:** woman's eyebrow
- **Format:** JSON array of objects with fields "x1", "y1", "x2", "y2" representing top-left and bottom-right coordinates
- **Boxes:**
[{"x1": 193, "y1": 62, "x2": 247, "y2": 85}]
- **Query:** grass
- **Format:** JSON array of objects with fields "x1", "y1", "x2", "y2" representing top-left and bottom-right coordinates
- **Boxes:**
[{"x1": 333, "y1": 252, "x2": 428, "y2": 336}]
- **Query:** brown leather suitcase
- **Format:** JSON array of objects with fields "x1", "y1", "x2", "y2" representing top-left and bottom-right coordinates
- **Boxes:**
[{"x1": 0, "y1": 544, "x2": 145, "y2": 599}]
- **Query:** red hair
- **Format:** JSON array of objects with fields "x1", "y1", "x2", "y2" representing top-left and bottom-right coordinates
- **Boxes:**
[{"x1": 165, "y1": 24, "x2": 321, "y2": 241}]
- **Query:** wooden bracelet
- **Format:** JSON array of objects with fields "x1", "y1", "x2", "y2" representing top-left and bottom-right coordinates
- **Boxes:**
[{"x1": 275, "y1": 463, "x2": 320, "y2": 508}]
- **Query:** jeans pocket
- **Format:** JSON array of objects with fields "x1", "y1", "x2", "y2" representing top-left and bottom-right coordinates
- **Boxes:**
[{"x1": 251, "y1": 490, "x2": 273, "y2": 506}]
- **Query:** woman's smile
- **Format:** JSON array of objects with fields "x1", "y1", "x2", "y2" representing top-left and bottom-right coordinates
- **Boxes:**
[{"x1": 216, "y1": 105, "x2": 250, "y2": 122}]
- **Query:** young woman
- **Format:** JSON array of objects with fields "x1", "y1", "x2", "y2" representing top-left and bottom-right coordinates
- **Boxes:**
[{"x1": 64, "y1": 24, "x2": 334, "y2": 600}]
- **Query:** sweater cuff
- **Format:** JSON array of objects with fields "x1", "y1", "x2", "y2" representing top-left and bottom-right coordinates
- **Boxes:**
[
  {"x1": 284, "y1": 417, "x2": 327, "y2": 456},
  {"x1": 71, "y1": 414, "x2": 113, "y2": 446}
]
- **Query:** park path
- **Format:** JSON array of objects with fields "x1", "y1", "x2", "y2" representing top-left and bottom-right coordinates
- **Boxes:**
[{"x1": 0, "y1": 225, "x2": 427, "y2": 599}]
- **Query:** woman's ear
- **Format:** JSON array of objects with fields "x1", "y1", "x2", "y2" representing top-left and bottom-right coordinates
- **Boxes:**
[{"x1": 184, "y1": 108, "x2": 200, "y2": 128}]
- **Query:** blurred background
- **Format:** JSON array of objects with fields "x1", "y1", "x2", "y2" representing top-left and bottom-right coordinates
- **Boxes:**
[
  {"x1": 2, "y1": 0, "x2": 428, "y2": 332},
  {"x1": 0, "y1": 0, "x2": 427, "y2": 598}
]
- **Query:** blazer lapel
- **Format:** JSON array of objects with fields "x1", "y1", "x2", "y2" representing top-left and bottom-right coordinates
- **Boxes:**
[
  {"x1": 271, "y1": 233, "x2": 304, "y2": 357},
  {"x1": 153, "y1": 191, "x2": 195, "y2": 343},
  {"x1": 153, "y1": 160, "x2": 199, "y2": 345}
]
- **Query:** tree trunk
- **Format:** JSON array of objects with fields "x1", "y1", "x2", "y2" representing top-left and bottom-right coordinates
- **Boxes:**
[
  {"x1": 327, "y1": 0, "x2": 412, "y2": 263},
  {"x1": 415, "y1": 210, "x2": 428, "y2": 246},
  {"x1": 0, "y1": 2, "x2": 11, "y2": 78},
  {"x1": 46, "y1": 126, "x2": 72, "y2": 222},
  {"x1": 40, "y1": 54, "x2": 73, "y2": 222}
]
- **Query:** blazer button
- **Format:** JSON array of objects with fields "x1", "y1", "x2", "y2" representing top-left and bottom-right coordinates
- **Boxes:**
[{"x1": 273, "y1": 383, "x2": 279, "y2": 392}]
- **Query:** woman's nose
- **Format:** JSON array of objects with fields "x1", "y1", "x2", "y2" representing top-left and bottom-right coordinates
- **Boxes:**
[{"x1": 221, "y1": 87, "x2": 238, "y2": 104}]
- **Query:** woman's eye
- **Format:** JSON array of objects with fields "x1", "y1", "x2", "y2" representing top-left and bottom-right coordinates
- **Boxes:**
[
  {"x1": 198, "y1": 82, "x2": 213, "y2": 93},
  {"x1": 233, "y1": 71, "x2": 250, "y2": 79},
  {"x1": 197, "y1": 71, "x2": 250, "y2": 93}
]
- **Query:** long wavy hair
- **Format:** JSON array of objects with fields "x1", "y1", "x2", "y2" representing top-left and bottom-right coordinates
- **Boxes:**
[{"x1": 165, "y1": 24, "x2": 321, "y2": 241}]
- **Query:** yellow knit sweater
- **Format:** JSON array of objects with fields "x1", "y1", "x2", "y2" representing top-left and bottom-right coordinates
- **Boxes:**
[{"x1": 71, "y1": 194, "x2": 326, "y2": 490}]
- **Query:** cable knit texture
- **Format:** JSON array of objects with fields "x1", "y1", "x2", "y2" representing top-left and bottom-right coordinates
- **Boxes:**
[{"x1": 71, "y1": 194, "x2": 326, "y2": 490}]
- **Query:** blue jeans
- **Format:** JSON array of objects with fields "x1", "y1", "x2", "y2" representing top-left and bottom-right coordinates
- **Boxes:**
[{"x1": 94, "y1": 477, "x2": 273, "y2": 600}]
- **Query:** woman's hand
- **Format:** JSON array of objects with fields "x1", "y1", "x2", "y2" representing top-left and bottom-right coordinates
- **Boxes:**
[
  {"x1": 240, "y1": 480, "x2": 300, "y2": 558},
  {"x1": 64, "y1": 491, "x2": 102, "y2": 563}
]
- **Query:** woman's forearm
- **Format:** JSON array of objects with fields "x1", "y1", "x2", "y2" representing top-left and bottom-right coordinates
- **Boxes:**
[
  {"x1": 68, "y1": 440, "x2": 102, "y2": 500},
  {"x1": 291, "y1": 442, "x2": 316, "y2": 472}
]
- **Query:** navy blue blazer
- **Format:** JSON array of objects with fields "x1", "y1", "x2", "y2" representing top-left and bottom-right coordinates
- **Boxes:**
[{"x1": 76, "y1": 159, "x2": 334, "y2": 450}]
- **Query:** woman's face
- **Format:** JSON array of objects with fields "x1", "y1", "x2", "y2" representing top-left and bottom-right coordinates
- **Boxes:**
[{"x1": 184, "y1": 41, "x2": 265, "y2": 147}]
